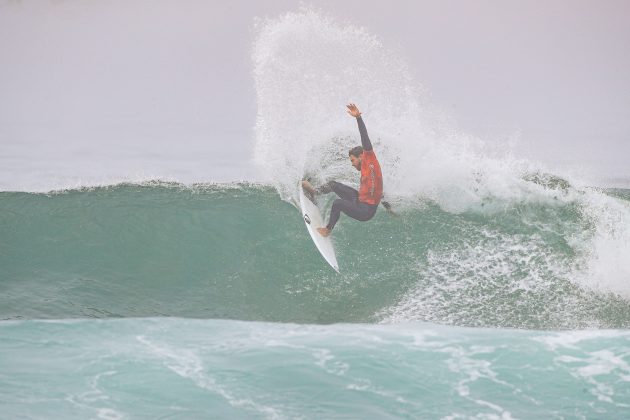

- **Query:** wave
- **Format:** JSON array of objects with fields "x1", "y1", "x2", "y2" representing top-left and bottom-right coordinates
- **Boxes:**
[{"x1": 2, "y1": 182, "x2": 630, "y2": 329}]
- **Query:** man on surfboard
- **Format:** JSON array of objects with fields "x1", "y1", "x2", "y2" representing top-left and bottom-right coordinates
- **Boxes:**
[{"x1": 302, "y1": 103, "x2": 392, "y2": 237}]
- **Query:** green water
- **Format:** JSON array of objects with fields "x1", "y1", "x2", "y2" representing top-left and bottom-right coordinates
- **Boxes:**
[{"x1": 2, "y1": 182, "x2": 629, "y2": 328}]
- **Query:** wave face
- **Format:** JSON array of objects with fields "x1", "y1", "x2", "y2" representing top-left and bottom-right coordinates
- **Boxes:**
[
  {"x1": 2, "y1": 183, "x2": 630, "y2": 329},
  {"x1": 1, "y1": 318, "x2": 630, "y2": 419}
]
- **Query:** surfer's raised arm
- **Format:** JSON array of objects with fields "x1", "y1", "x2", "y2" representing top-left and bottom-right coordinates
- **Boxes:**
[
  {"x1": 301, "y1": 102, "x2": 385, "y2": 241},
  {"x1": 346, "y1": 103, "x2": 373, "y2": 151}
]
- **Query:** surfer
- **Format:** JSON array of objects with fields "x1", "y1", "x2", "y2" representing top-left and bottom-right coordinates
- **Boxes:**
[{"x1": 302, "y1": 103, "x2": 393, "y2": 237}]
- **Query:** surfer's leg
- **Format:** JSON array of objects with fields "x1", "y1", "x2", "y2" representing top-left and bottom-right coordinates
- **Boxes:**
[
  {"x1": 326, "y1": 199, "x2": 349, "y2": 230},
  {"x1": 318, "y1": 181, "x2": 358, "y2": 201},
  {"x1": 326, "y1": 199, "x2": 378, "y2": 230}
]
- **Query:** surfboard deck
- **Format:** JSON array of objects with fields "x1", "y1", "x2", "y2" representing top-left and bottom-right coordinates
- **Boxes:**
[{"x1": 298, "y1": 182, "x2": 339, "y2": 272}]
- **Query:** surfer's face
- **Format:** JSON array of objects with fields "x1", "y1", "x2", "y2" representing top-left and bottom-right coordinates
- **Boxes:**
[{"x1": 350, "y1": 155, "x2": 362, "y2": 171}]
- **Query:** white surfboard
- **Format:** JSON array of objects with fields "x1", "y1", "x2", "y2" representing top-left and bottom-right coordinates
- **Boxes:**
[{"x1": 298, "y1": 183, "x2": 339, "y2": 272}]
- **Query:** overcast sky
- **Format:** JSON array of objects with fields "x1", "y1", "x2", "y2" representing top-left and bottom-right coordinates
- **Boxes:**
[{"x1": 1, "y1": 0, "x2": 629, "y2": 186}]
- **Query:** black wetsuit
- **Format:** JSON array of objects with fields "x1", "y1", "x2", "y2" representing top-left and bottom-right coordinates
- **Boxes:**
[
  {"x1": 319, "y1": 181, "x2": 378, "y2": 230},
  {"x1": 319, "y1": 116, "x2": 380, "y2": 231}
]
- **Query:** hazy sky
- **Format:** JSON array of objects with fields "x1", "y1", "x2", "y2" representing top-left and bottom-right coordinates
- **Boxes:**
[{"x1": 1, "y1": 0, "x2": 629, "y2": 186}]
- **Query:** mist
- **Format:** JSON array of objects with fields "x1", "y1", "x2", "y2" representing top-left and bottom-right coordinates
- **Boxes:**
[{"x1": 1, "y1": 0, "x2": 628, "y2": 190}]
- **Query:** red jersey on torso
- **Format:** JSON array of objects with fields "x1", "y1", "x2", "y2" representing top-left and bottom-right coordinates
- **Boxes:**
[{"x1": 358, "y1": 150, "x2": 383, "y2": 205}]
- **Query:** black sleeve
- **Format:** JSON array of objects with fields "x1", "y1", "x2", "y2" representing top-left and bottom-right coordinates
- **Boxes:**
[{"x1": 356, "y1": 116, "x2": 373, "y2": 151}]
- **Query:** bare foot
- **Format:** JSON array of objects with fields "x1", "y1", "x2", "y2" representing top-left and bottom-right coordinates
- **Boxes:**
[
  {"x1": 301, "y1": 180, "x2": 317, "y2": 195},
  {"x1": 317, "y1": 227, "x2": 331, "y2": 237}
]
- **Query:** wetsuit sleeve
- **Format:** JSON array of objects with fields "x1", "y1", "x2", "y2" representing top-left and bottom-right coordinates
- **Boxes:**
[{"x1": 357, "y1": 116, "x2": 373, "y2": 151}]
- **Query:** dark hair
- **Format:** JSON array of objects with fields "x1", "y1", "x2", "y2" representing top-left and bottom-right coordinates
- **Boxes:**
[{"x1": 348, "y1": 146, "x2": 363, "y2": 158}]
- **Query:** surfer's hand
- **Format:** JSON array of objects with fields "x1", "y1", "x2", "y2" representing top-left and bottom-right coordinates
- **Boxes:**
[
  {"x1": 382, "y1": 201, "x2": 398, "y2": 216},
  {"x1": 346, "y1": 103, "x2": 361, "y2": 118},
  {"x1": 302, "y1": 180, "x2": 317, "y2": 195}
]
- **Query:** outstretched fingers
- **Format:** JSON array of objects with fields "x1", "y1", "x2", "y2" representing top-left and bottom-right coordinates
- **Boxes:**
[{"x1": 346, "y1": 103, "x2": 361, "y2": 117}]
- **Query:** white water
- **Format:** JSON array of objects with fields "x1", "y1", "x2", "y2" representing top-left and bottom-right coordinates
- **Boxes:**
[{"x1": 252, "y1": 8, "x2": 630, "y2": 301}]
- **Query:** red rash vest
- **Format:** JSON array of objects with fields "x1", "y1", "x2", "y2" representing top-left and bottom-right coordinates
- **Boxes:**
[
  {"x1": 355, "y1": 116, "x2": 383, "y2": 205},
  {"x1": 359, "y1": 150, "x2": 383, "y2": 205}
]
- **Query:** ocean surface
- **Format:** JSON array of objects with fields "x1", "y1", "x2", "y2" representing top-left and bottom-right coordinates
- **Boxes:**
[
  {"x1": 2, "y1": 183, "x2": 630, "y2": 419},
  {"x1": 3, "y1": 7, "x2": 630, "y2": 420}
]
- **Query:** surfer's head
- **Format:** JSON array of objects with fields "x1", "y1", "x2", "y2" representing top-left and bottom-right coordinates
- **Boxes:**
[{"x1": 349, "y1": 146, "x2": 363, "y2": 171}]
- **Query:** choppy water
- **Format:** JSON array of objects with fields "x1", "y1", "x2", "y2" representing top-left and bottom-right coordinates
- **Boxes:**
[{"x1": 2, "y1": 318, "x2": 630, "y2": 419}]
